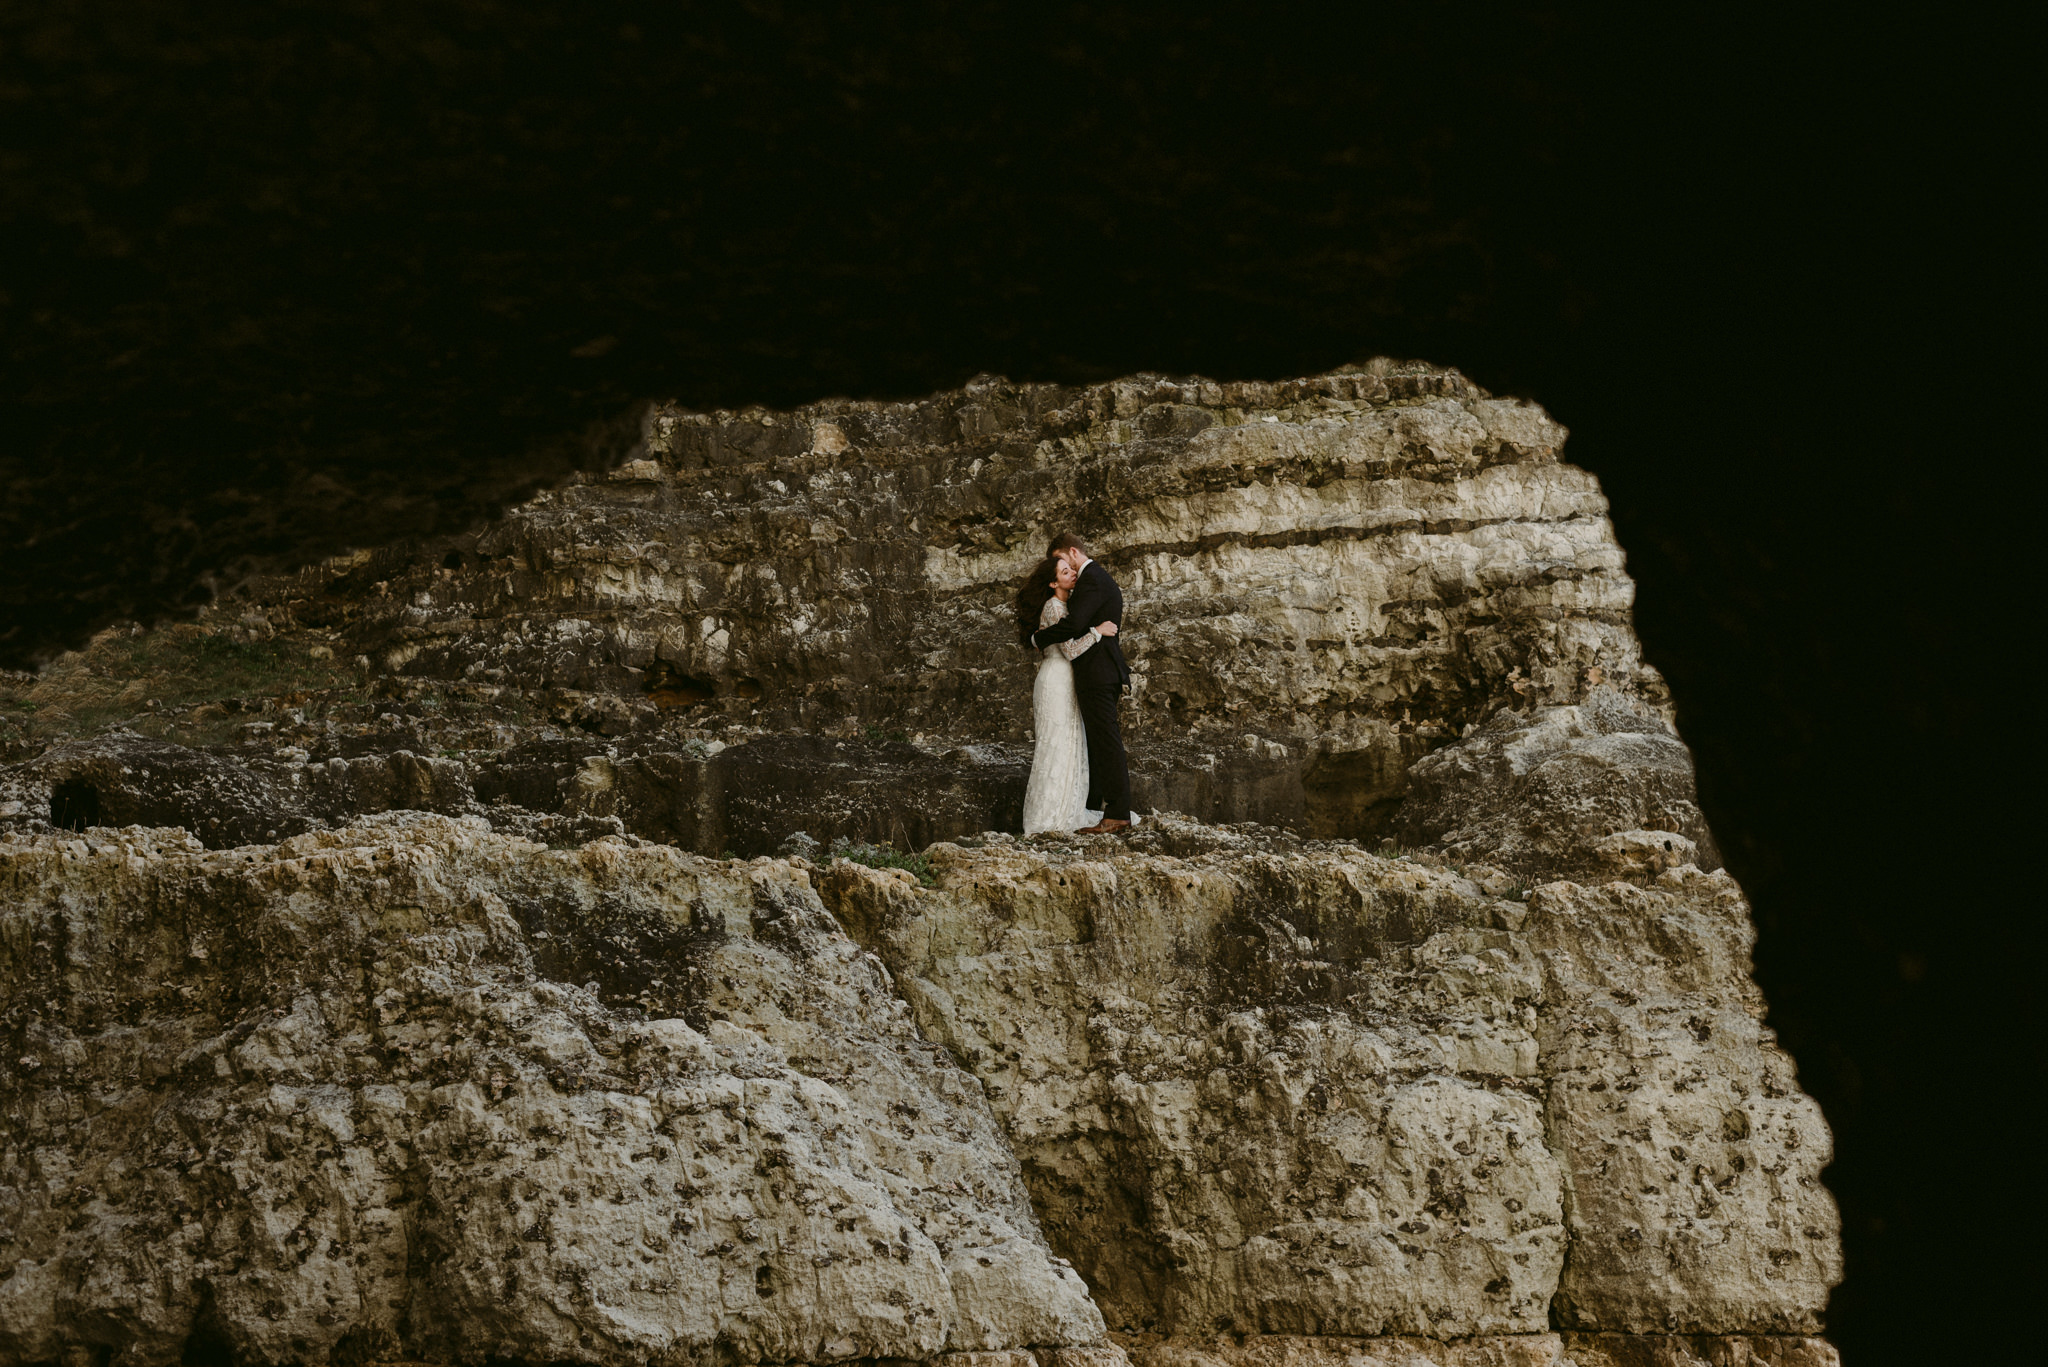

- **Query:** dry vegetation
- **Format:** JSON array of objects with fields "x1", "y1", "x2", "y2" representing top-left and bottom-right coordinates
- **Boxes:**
[{"x1": 0, "y1": 622, "x2": 360, "y2": 755}]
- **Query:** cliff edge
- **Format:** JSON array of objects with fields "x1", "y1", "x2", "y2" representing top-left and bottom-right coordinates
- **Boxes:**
[{"x1": 1, "y1": 364, "x2": 1839, "y2": 1367}]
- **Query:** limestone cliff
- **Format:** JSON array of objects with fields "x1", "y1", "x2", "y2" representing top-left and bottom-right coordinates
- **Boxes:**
[
  {"x1": 3, "y1": 359, "x2": 1657, "y2": 855},
  {"x1": 821, "y1": 823, "x2": 1836, "y2": 1342},
  {"x1": 0, "y1": 364, "x2": 1840, "y2": 1367},
  {"x1": 0, "y1": 816, "x2": 1102, "y2": 1367}
]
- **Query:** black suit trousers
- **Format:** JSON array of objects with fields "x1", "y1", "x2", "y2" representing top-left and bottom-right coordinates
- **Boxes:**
[{"x1": 1075, "y1": 678, "x2": 1131, "y2": 821}]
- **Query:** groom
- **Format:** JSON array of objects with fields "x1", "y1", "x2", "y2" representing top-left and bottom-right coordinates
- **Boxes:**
[{"x1": 1029, "y1": 533, "x2": 1133, "y2": 833}]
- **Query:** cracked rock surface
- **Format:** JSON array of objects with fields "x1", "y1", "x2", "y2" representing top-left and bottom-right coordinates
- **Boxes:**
[
  {"x1": 1399, "y1": 689, "x2": 1720, "y2": 880},
  {"x1": 0, "y1": 362, "x2": 1841, "y2": 1366},
  {"x1": 0, "y1": 815, "x2": 1100, "y2": 1367},
  {"x1": 819, "y1": 816, "x2": 1836, "y2": 1341}
]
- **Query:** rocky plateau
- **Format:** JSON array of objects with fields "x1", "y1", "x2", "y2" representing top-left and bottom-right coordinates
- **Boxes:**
[{"x1": 1, "y1": 363, "x2": 1839, "y2": 1367}]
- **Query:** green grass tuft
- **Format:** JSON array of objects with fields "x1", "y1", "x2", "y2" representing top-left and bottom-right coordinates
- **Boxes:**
[{"x1": 831, "y1": 838, "x2": 936, "y2": 887}]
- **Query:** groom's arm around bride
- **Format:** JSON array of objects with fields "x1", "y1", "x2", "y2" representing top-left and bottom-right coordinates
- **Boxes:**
[{"x1": 1029, "y1": 560, "x2": 1129, "y2": 691}]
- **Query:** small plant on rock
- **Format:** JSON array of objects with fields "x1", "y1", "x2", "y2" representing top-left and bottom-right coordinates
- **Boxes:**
[{"x1": 830, "y1": 838, "x2": 936, "y2": 887}]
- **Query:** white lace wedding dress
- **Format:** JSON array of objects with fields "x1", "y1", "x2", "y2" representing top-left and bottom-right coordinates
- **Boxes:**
[{"x1": 1021, "y1": 597, "x2": 1104, "y2": 834}]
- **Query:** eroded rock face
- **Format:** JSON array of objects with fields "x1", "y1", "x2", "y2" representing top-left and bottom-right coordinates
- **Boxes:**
[
  {"x1": 1520, "y1": 884, "x2": 1840, "y2": 1330},
  {"x1": 0, "y1": 809, "x2": 1839, "y2": 1367},
  {"x1": 0, "y1": 815, "x2": 1100, "y2": 1367},
  {"x1": 3, "y1": 362, "x2": 1698, "y2": 858},
  {"x1": 0, "y1": 360, "x2": 1842, "y2": 1363},
  {"x1": 1114, "y1": 1332, "x2": 1840, "y2": 1367},
  {"x1": 1400, "y1": 690, "x2": 1720, "y2": 880},
  {"x1": 816, "y1": 819, "x2": 1837, "y2": 1341},
  {"x1": 0, "y1": 360, "x2": 1658, "y2": 851},
  {"x1": 826, "y1": 832, "x2": 1566, "y2": 1339},
  {"x1": 342, "y1": 365, "x2": 1640, "y2": 753}
]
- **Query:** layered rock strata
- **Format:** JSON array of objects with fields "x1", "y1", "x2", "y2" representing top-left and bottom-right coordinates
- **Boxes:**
[
  {"x1": 1398, "y1": 690, "x2": 1721, "y2": 880},
  {"x1": 0, "y1": 362, "x2": 1842, "y2": 1366},
  {"x1": 3, "y1": 360, "x2": 1668, "y2": 854}
]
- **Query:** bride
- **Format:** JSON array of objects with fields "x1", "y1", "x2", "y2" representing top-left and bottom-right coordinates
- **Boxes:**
[{"x1": 1015, "y1": 555, "x2": 1119, "y2": 834}]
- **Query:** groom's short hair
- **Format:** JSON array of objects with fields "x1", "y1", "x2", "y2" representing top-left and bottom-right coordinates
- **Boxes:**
[{"x1": 1047, "y1": 532, "x2": 1090, "y2": 557}]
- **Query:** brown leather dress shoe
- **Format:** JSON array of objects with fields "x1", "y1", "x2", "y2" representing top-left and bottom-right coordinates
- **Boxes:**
[{"x1": 1074, "y1": 818, "x2": 1133, "y2": 834}]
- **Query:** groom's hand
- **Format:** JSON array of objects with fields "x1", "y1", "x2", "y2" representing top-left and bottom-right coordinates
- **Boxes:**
[{"x1": 1096, "y1": 622, "x2": 1118, "y2": 636}]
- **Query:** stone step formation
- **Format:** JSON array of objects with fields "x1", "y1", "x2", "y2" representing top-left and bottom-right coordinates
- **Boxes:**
[
  {"x1": 0, "y1": 363, "x2": 1840, "y2": 1366},
  {"x1": 1, "y1": 359, "x2": 1664, "y2": 858}
]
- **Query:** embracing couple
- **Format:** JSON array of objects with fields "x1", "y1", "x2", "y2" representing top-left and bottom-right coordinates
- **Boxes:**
[{"x1": 1014, "y1": 533, "x2": 1135, "y2": 836}]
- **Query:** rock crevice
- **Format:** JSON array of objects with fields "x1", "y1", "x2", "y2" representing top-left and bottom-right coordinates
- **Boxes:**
[{"x1": 817, "y1": 818, "x2": 1835, "y2": 1342}]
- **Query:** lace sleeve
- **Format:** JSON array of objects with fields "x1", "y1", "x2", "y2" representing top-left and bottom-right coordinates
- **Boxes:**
[{"x1": 1041, "y1": 597, "x2": 1097, "y2": 660}]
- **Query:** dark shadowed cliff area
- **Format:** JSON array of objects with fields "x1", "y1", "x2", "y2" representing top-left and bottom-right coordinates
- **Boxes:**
[{"x1": 0, "y1": 3, "x2": 2034, "y2": 1361}]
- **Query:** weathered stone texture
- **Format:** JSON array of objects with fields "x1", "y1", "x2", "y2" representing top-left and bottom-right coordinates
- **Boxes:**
[
  {"x1": 815, "y1": 818, "x2": 1835, "y2": 1342},
  {"x1": 1400, "y1": 690, "x2": 1720, "y2": 879},
  {"x1": 1118, "y1": 1333, "x2": 1573, "y2": 1367},
  {"x1": 236, "y1": 361, "x2": 1654, "y2": 845},
  {"x1": 3, "y1": 363, "x2": 1702, "y2": 857},
  {"x1": 0, "y1": 363, "x2": 1842, "y2": 1363},
  {"x1": 0, "y1": 809, "x2": 1837, "y2": 1367},
  {"x1": 825, "y1": 834, "x2": 1565, "y2": 1338},
  {"x1": 1523, "y1": 882, "x2": 1840, "y2": 1332},
  {"x1": 1560, "y1": 1334, "x2": 1839, "y2": 1367},
  {"x1": 1111, "y1": 1333, "x2": 1839, "y2": 1367},
  {"x1": 407, "y1": 364, "x2": 1634, "y2": 753},
  {"x1": 0, "y1": 816, "x2": 1100, "y2": 1367}
]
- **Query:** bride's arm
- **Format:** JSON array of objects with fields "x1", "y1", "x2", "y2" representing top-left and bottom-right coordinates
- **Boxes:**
[
  {"x1": 1057, "y1": 630, "x2": 1099, "y2": 660},
  {"x1": 1056, "y1": 623, "x2": 1099, "y2": 660},
  {"x1": 1039, "y1": 597, "x2": 1098, "y2": 658}
]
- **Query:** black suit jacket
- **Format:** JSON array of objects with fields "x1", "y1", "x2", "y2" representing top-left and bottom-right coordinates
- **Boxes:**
[{"x1": 1030, "y1": 560, "x2": 1131, "y2": 691}]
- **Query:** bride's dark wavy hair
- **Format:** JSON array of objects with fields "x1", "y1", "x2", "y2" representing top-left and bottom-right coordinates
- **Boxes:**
[{"x1": 1014, "y1": 555, "x2": 1063, "y2": 649}]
